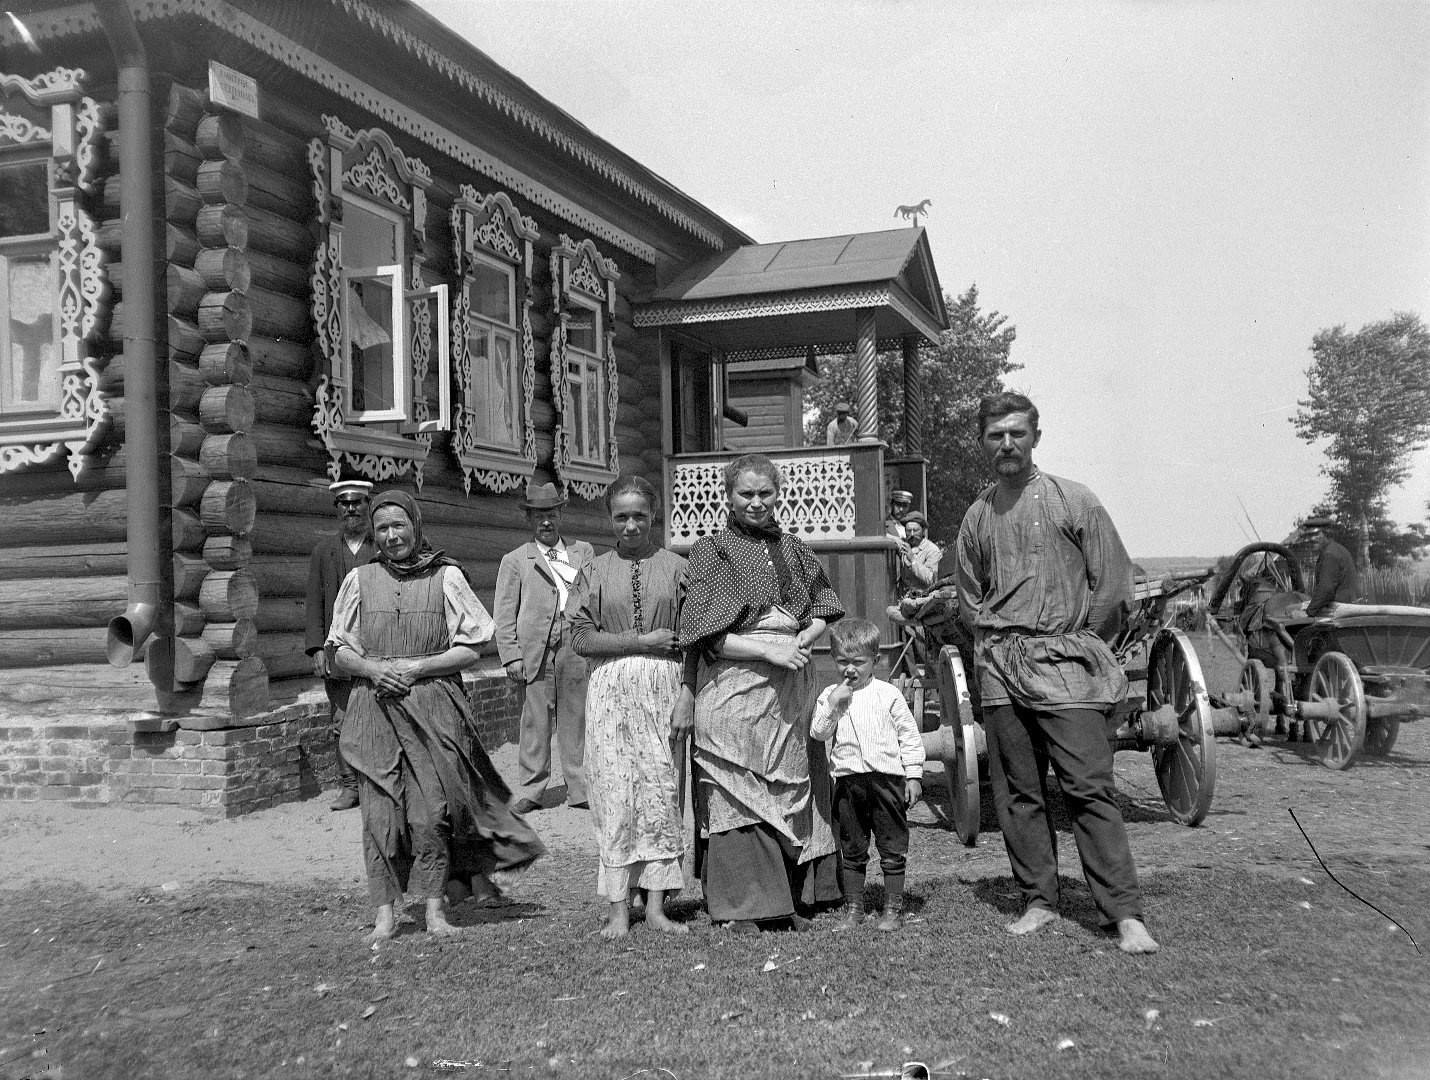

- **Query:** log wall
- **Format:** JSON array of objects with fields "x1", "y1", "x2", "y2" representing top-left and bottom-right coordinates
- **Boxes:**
[{"x1": 2, "y1": 75, "x2": 673, "y2": 733}]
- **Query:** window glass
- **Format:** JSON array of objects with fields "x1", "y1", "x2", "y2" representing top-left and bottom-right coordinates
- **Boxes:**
[
  {"x1": 346, "y1": 270, "x2": 395, "y2": 414},
  {"x1": 567, "y1": 306, "x2": 598, "y2": 354},
  {"x1": 343, "y1": 199, "x2": 398, "y2": 266},
  {"x1": 0, "y1": 252, "x2": 58, "y2": 413},
  {"x1": 471, "y1": 259, "x2": 512, "y2": 324},
  {"x1": 0, "y1": 161, "x2": 49, "y2": 239}
]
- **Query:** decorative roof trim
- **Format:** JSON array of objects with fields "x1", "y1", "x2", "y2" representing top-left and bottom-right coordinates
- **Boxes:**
[
  {"x1": 634, "y1": 284, "x2": 894, "y2": 329},
  {"x1": 324, "y1": 0, "x2": 722, "y2": 247},
  {"x1": 7, "y1": 0, "x2": 678, "y2": 262}
]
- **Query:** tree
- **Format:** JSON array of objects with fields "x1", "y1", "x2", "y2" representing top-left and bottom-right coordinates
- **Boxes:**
[
  {"x1": 803, "y1": 285, "x2": 1019, "y2": 542},
  {"x1": 1292, "y1": 312, "x2": 1430, "y2": 567}
]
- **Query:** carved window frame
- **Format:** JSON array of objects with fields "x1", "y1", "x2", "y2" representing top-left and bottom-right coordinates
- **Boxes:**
[
  {"x1": 549, "y1": 234, "x2": 619, "y2": 501},
  {"x1": 0, "y1": 67, "x2": 108, "y2": 481},
  {"x1": 449, "y1": 185, "x2": 538, "y2": 495},
  {"x1": 309, "y1": 115, "x2": 449, "y2": 489}
]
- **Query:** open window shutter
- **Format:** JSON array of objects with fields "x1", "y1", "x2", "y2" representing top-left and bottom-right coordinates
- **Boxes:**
[{"x1": 401, "y1": 282, "x2": 450, "y2": 435}]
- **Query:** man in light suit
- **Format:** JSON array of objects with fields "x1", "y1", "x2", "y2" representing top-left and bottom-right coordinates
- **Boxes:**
[
  {"x1": 305, "y1": 478, "x2": 375, "y2": 811},
  {"x1": 494, "y1": 481, "x2": 593, "y2": 813}
]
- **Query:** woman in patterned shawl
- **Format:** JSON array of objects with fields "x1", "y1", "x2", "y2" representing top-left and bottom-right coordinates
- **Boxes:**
[
  {"x1": 568, "y1": 474, "x2": 692, "y2": 939},
  {"x1": 677, "y1": 454, "x2": 845, "y2": 931},
  {"x1": 327, "y1": 490, "x2": 544, "y2": 942}
]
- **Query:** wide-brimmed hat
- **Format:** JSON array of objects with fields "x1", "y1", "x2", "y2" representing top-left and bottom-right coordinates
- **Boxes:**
[
  {"x1": 328, "y1": 479, "x2": 373, "y2": 499},
  {"x1": 520, "y1": 481, "x2": 567, "y2": 511},
  {"x1": 1301, "y1": 514, "x2": 1336, "y2": 530}
]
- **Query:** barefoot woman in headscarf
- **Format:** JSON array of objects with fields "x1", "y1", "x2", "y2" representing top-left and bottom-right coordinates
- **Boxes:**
[
  {"x1": 677, "y1": 454, "x2": 845, "y2": 931},
  {"x1": 326, "y1": 490, "x2": 544, "y2": 941}
]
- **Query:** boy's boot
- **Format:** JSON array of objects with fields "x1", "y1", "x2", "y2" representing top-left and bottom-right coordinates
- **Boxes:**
[
  {"x1": 876, "y1": 873, "x2": 905, "y2": 932},
  {"x1": 834, "y1": 868, "x2": 865, "y2": 931}
]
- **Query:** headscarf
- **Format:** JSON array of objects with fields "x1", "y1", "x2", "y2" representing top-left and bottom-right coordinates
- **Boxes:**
[{"x1": 369, "y1": 490, "x2": 461, "y2": 579}]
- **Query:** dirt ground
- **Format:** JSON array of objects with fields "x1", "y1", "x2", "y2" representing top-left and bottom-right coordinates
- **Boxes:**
[{"x1": 2, "y1": 678, "x2": 1428, "y2": 935}]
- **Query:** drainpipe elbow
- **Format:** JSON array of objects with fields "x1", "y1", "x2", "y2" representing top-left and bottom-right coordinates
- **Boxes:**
[{"x1": 107, "y1": 585, "x2": 160, "y2": 667}]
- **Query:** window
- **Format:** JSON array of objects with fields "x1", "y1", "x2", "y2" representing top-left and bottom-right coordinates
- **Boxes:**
[
  {"x1": 0, "y1": 69, "x2": 108, "y2": 479},
  {"x1": 310, "y1": 118, "x2": 449, "y2": 487},
  {"x1": 466, "y1": 255, "x2": 520, "y2": 451},
  {"x1": 449, "y1": 185, "x2": 538, "y2": 494},
  {"x1": 565, "y1": 296, "x2": 604, "y2": 465},
  {"x1": 550, "y1": 234, "x2": 620, "y2": 500}
]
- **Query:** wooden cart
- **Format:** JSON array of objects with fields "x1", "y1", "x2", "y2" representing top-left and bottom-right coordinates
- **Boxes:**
[
  {"x1": 1205, "y1": 542, "x2": 1430, "y2": 769},
  {"x1": 890, "y1": 571, "x2": 1218, "y2": 846}
]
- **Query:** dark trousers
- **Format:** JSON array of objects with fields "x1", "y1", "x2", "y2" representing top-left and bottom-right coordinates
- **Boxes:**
[
  {"x1": 984, "y1": 701, "x2": 1143, "y2": 926},
  {"x1": 326, "y1": 677, "x2": 358, "y2": 791},
  {"x1": 832, "y1": 771, "x2": 909, "y2": 878}
]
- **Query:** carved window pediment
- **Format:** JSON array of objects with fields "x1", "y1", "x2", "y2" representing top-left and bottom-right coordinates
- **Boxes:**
[
  {"x1": 309, "y1": 115, "x2": 448, "y2": 489},
  {"x1": 550, "y1": 234, "x2": 620, "y2": 501},
  {"x1": 0, "y1": 67, "x2": 109, "y2": 481},
  {"x1": 449, "y1": 185, "x2": 539, "y2": 495}
]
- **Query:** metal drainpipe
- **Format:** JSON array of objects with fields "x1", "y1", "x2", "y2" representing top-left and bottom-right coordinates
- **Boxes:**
[{"x1": 97, "y1": 0, "x2": 165, "y2": 673}]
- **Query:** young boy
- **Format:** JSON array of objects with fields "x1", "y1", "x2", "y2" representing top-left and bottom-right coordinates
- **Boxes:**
[{"x1": 811, "y1": 617, "x2": 926, "y2": 931}]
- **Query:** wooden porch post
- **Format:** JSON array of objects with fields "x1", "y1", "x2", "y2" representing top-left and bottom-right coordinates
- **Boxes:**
[
  {"x1": 902, "y1": 336, "x2": 923, "y2": 455},
  {"x1": 855, "y1": 308, "x2": 879, "y2": 440}
]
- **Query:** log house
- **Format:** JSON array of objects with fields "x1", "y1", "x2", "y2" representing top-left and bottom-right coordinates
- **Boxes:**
[{"x1": 0, "y1": 0, "x2": 948, "y2": 813}]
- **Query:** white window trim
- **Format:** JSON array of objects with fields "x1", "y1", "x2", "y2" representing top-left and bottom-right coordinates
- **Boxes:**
[
  {"x1": 449, "y1": 185, "x2": 539, "y2": 496},
  {"x1": 309, "y1": 115, "x2": 447, "y2": 488},
  {"x1": 0, "y1": 67, "x2": 109, "y2": 481},
  {"x1": 549, "y1": 233, "x2": 620, "y2": 501}
]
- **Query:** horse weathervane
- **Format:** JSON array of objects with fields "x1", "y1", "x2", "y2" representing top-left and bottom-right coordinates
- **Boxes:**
[{"x1": 894, "y1": 199, "x2": 931, "y2": 228}]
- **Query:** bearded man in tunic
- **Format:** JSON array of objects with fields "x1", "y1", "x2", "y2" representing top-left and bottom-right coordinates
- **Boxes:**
[{"x1": 954, "y1": 392, "x2": 1158, "y2": 954}]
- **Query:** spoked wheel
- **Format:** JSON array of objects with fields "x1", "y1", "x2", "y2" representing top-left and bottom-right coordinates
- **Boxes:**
[
  {"x1": 934, "y1": 646, "x2": 982, "y2": 846},
  {"x1": 892, "y1": 675, "x2": 933, "y2": 734},
  {"x1": 1148, "y1": 628, "x2": 1216, "y2": 826},
  {"x1": 1363, "y1": 717, "x2": 1400, "y2": 757},
  {"x1": 1304, "y1": 652, "x2": 1366, "y2": 769},
  {"x1": 1236, "y1": 659, "x2": 1273, "y2": 742}
]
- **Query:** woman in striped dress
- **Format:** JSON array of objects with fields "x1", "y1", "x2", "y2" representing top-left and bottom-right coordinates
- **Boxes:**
[{"x1": 568, "y1": 475, "x2": 692, "y2": 939}]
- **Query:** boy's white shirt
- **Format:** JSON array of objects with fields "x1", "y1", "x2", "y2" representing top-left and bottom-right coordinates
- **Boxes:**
[{"x1": 811, "y1": 677, "x2": 925, "y2": 780}]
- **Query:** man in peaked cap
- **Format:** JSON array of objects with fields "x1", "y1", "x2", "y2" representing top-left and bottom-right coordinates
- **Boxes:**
[
  {"x1": 306, "y1": 479, "x2": 375, "y2": 810},
  {"x1": 1299, "y1": 514, "x2": 1361, "y2": 617},
  {"x1": 494, "y1": 480, "x2": 594, "y2": 812},
  {"x1": 885, "y1": 489, "x2": 914, "y2": 541},
  {"x1": 826, "y1": 401, "x2": 857, "y2": 446}
]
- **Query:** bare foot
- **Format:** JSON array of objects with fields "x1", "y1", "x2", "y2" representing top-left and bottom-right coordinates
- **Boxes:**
[
  {"x1": 365, "y1": 904, "x2": 398, "y2": 944},
  {"x1": 1007, "y1": 907, "x2": 1060, "y2": 936},
  {"x1": 471, "y1": 874, "x2": 511, "y2": 908},
  {"x1": 645, "y1": 907, "x2": 690, "y2": 935},
  {"x1": 628, "y1": 888, "x2": 647, "y2": 919},
  {"x1": 1116, "y1": 918, "x2": 1160, "y2": 954},
  {"x1": 425, "y1": 898, "x2": 462, "y2": 937},
  {"x1": 600, "y1": 900, "x2": 630, "y2": 939}
]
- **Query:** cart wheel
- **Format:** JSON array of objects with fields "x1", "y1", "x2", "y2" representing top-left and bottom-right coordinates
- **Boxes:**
[
  {"x1": 1236, "y1": 659, "x2": 1273, "y2": 740},
  {"x1": 1148, "y1": 628, "x2": 1216, "y2": 826},
  {"x1": 935, "y1": 647, "x2": 981, "y2": 846},
  {"x1": 1363, "y1": 717, "x2": 1400, "y2": 757},
  {"x1": 1304, "y1": 651, "x2": 1366, "y2": 770}
]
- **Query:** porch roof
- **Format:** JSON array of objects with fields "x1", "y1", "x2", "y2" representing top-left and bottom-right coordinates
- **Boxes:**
[{"x1": 634, "y1": 228, "x2": 949, "y2": 359}]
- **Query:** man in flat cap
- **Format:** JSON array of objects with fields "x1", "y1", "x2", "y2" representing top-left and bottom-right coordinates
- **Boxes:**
[
  {"x1": 885, "y1": 489, "x2": 914, "y2": 541},
  {"x1": 305, "y1": 479, "x2": 375, "y2": 810},
  {"x1": 826, "y1": 401, "x2": 857, "y2": 446},
  {"x1": 494, "y1": 481, "x2": 593, "y2": 812},
  {"x1": 894, "y1": 510, "x2": 941, "y2": 598},
  {"x1": 1300, "y1": 514, "x2": 1360, "y2": 617}
]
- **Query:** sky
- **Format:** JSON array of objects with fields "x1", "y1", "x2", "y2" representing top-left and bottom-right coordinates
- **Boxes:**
[{"x1": 413, "y1": 0, "x2": 1430, "y2": 557}]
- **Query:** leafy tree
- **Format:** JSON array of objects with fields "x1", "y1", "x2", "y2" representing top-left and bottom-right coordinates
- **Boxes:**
[
  {"x1": 1292, "y1": 312, "x2": 1430, "y2": 566},
  {"x1": 803, "y1": 285, "x2": 1019, "y2": 542}
]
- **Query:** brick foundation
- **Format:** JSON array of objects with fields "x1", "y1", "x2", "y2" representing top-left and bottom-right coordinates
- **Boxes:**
[{"x1": 0, "y1": 671, "x2": 521, "y2": 817}]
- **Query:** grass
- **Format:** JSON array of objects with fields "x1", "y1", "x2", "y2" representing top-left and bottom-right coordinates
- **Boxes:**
[{"x1": 2, "y1": 859, "x2": 1427, "y2": 1080}]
